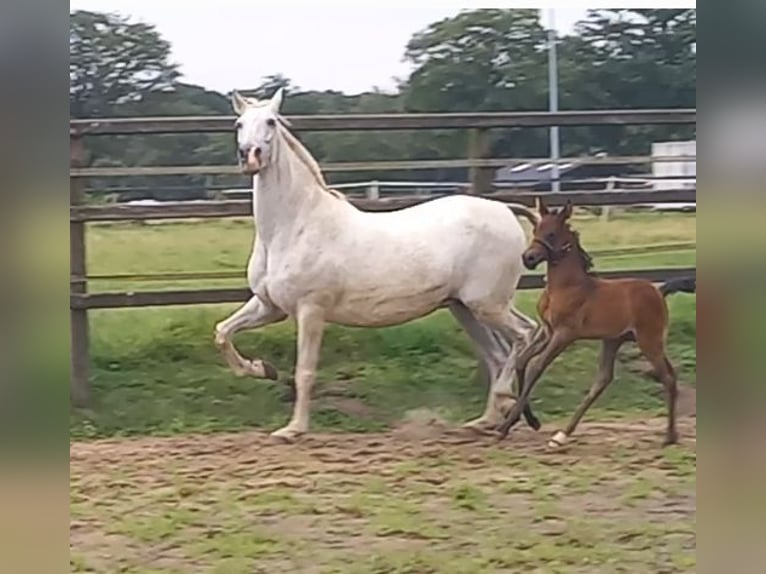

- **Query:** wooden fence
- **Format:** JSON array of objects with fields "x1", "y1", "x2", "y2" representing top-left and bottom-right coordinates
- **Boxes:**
[{"x1": 70, "y1": 108, "x2": 697, "y2": 406}]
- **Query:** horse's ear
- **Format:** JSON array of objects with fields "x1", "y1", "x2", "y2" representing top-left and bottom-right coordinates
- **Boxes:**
[
  {"x1": 269, "y1": 87, "x2": 285, "y2": 113},
  {"x1": 559, "y1": 200, "x2": 573, "y2": 221},
  {"x1": 536, "y1": 196, "x2": 549, "y2": 215},
  {"x1": 231, "y1": 90, "x2": 249, "y2": 115}
]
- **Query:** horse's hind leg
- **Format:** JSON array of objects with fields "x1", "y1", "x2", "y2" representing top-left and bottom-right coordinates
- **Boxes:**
[
  {"x1": 468, "y1": 304, "x2": 543, "y2": 430},
  {"x1": 449, "y1": 301, "x2": 511, "y2": 431},
  {"x1": 549, "y1": 337, "x2": 624, "y2": 448},
  {"x1": 214, "y1": 294, "x2": 287, "y2": 379},
  {"x1": 635, "y1": 329, "x2": 679, "y2": 446}
]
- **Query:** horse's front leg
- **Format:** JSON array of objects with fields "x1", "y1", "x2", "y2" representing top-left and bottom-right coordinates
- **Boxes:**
[
  {"x1": 271, "y1": 303, "x2": 325, "y2": 442},
  {"x1": 214, "y1": 294, "x2": 286, "y2": 378}
]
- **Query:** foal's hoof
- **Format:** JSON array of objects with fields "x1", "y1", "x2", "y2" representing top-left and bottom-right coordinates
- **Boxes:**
[
  {"x1": 526, "y1": 414, "x2": 542, "y2": 432},
  {"x1": 662, "y1": 434, "x2": 679, "y2": 447},
  {"x1": 546, "y1": 430, "x2": 569, "y2": 450}
]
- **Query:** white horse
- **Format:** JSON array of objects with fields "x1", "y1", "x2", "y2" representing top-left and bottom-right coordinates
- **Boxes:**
[{"x1": 215, "y1": 88, "x2": 542, "y2": 441}]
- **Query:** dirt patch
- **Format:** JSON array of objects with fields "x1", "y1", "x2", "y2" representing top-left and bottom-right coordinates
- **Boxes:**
[
  {"x1": 390, "y1": 408, "x2": 453, "y2": 441},
  {"x1": 321, "y1": 397, "x2": 376, "y2": 419},
  {"x1": 71, "y1": 416, "x2": 696, "y2": 573}
]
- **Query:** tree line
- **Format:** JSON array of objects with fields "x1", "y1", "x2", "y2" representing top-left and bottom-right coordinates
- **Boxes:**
[{"x1": 70, "y1": 8, "x2": 695, "y2": 199}]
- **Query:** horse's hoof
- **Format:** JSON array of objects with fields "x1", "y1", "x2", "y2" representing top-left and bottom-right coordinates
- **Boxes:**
[
  {"x1": 459, "y1": 424, "x2": 498, "y2": 438},
  {"x1": 270, "y1": 426, "x2": 304, "y2": 443},
  {"x1": 262, "y1": 360, "x2": 278, "y2": 380}
]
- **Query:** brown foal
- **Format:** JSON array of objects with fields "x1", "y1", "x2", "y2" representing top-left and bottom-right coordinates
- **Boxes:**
[{"x1": 497, "y1": 198, "x2": 694, "y2": 447}]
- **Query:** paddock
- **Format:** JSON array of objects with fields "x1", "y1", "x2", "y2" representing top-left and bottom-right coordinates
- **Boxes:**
[{"x1": 70, "y1": 109, "x2": 696, "y2": 573}]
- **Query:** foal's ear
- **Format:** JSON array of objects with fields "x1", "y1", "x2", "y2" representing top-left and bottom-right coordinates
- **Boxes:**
[
  {"x1": 535, "y1": 196, "x2": 549, "y2": 216},
  {"x1": 558, "y1": 200, "x2": 573, "y2": 221}
]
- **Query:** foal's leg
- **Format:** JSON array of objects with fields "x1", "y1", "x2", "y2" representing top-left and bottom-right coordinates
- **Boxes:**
[
  {"x1": 449, "y1": 302, "x2": 516, "y2": 431},
  {"x1": 497, "y1": 330, "x2": 572, "y2": 438},
  {"x1": 514, "y1": 324, "x2": 550, "y2": 384},
  {"x1": 636, "y1": 330, "x2": 679, "y2": 446},
  {"x1": 271, "y1": 303, "x2": 325, "y2": 442},
  {"x1": 548, "y1": 337, "x2": 624, "y2": 448},
  {"x1": 214, "y1": 294, "x2": 287, "y2": 378}
]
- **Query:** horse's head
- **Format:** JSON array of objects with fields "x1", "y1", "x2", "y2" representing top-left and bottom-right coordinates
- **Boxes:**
[
  {"x1": 231, "y1": 88, "x2": 285, "y2": 175},
  {"x1": 522, "y1": 197, "x2": 575, "y2": 269}
]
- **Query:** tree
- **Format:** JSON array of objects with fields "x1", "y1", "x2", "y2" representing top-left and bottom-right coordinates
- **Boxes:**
[
  {"x1": 557, "y1": 9, "x2": 696, "y2": 154},
  {"x1": 402, "y1": 9, "x2": 548, "y2": 113},
  {"x1": 400, "y1": 9, "x2": 551, "y2": 166},
  {"x1": 70, "y1": 10, "x2": 179, "y2": 117}
]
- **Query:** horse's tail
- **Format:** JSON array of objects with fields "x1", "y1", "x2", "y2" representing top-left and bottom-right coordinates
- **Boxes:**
[
  {"x1": 507, "y1": 203, "x2": 540, "y2": 227},
  {"x1": 659, "y1": 276, "x2": 696, "y2": 297}
]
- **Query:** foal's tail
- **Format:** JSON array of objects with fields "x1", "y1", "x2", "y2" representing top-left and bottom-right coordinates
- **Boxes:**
[
  {"x1": 659, "y1": 276, "x2": 696, "y2": 297},
  {"x1": 507, "y1": 203, "x2": 541, "y2": 227}
]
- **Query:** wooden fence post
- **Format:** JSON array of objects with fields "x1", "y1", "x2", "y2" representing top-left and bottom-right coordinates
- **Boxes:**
[
  {"x1": 468, "y1": 128, "x2": 493, "y2": 194},
  {"x1": 70, "y1": 129, "x2": 90, "y2": 408},
  {"x1": 366, "y1": 180, "x2": 380, "y2": 200},
  {"x1": 601, "y1": 176, "x2": 616, "y2": 222}
]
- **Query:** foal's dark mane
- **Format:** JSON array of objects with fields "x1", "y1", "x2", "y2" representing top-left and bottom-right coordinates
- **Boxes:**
[{"x1": 566, "y1": 225, "x2": 596, "y2": 276}]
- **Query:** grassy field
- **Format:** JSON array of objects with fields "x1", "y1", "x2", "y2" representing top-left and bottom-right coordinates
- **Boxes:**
[
  {"x1": 72, "y1": 211, "x2": 696, "y2": 439},
  {"x1": 70, "y1": 210, "x2": 696, "y2": 573}
]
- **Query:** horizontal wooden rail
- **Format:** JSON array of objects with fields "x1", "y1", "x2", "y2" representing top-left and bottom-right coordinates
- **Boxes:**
[
  {"x1": 76, "y1": 242, "x2": 696, "y2": 285},
  {"x1": 70, "y1": 109, "x2": 696, "y2": 136},
  {"x1": 71, "y1": 155, "x2": 697, "y2": 179},
  {"x1": 71, "y1": 189, "x2": 696, "y2": 222},
  {"x1": 72, "y1": 267, "x2": 696, "y2": 310}
]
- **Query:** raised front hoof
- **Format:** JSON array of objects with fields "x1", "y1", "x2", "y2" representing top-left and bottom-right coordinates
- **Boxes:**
[
  {"x1": 269, "y1": 426, "x2": 305, "y2": 444},
  {"x1": 233, "y1": 359, "x2": 279, "y2": 379},
  {"x1": 262, "y1": 360, "x2": 279, "y2": 381}
]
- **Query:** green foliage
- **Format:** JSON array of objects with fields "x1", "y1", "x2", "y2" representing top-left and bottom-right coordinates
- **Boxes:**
[
  {"x1": 70, "y1": 10, "x2": 179, "y2": 117},
  {"x1": 71, "y1": 8, "x2": 696, "y2": 198}
]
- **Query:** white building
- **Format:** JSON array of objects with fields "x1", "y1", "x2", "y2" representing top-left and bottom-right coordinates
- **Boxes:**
[{"x1": 652, "y1": 140, "x2": 696, "y2": 191}]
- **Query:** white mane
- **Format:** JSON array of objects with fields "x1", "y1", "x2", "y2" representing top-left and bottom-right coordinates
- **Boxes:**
[{"x1": 276, "y1": 123, "x2": 346, "y2": 200}]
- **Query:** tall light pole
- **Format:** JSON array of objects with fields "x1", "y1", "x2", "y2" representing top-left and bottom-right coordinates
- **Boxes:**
[{"x1": 547, "y1": 8, "x2": 561, "y2": 192}]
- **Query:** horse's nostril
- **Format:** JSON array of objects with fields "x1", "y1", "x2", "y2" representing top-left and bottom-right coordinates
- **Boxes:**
[{"x1": 253, "y1": 147, "x2": 262, "y2": 157}]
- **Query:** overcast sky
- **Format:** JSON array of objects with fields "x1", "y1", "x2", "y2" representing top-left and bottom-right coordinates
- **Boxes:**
[{"x1": 69, "y1": 1, "x2": 593, "y2": 94}]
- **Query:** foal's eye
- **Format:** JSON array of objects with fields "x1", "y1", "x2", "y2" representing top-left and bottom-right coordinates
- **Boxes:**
[
  {"x1": 235, "y1": 121, "x2": 243, "y2": 131},
  {"x1": 266, "y1": 118, "x2": 276, "y2": 127},
  {"x1": 546, "y1": 232, "x2": 556, "y2": 241}
]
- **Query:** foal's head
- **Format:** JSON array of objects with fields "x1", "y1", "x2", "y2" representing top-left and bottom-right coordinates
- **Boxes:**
[{"x1": 522, "y1": 198, "x2": 586, "y2": 270}]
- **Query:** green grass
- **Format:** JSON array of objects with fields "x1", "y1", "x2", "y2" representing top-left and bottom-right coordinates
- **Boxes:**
[{"x1": 71, "y1": 211, "x2": 696, "y2": 438}]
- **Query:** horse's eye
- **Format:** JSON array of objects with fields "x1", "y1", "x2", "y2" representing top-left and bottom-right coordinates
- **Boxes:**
[
  {"x1": 266, "y1": 118, "x2": 276, "y2": 127},
  {"x1": 546, "y1": 232, "x2": 555, "y2": 241},
  {"x1": 235, "y1": 121, "x2": 243, "y2": 130}
]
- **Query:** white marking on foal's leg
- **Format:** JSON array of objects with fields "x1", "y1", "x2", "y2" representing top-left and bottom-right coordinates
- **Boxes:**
[{"x1": 547, "y1": 430, "x2": 569, "y2": 448}]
